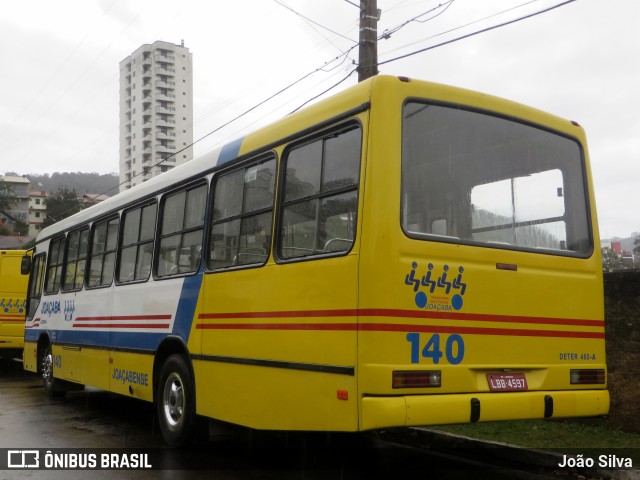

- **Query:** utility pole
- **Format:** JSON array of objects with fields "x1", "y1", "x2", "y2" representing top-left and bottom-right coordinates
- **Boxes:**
[{"x1": 357, "y1": 0, "x2": 379, "y2": 82}]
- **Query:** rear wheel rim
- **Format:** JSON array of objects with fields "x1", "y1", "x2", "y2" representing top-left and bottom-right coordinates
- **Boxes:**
[
  {"x1": 162, "y1": 372, "x2": 185, "y2": 430},
  {"x1": 42, "y1": 348, "x2": 53, "y2": 383}
]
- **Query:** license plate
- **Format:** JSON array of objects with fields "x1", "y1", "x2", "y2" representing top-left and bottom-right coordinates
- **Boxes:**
[{"x1": 487, "y1": 373, "x2": 528, "y2": 392}]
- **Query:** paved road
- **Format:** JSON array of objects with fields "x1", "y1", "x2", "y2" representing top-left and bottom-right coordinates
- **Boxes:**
[{"x1": 0, "y1": 357, "x2": 572, "y2": 480}]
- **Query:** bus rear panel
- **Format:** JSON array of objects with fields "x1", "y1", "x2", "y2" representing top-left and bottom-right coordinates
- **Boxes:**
[
  {"x1": 0, "y1": 250, "x2": 28, "y2": 358},
  {"x1": 358, "y1": 78, "x2": 607, "y2": 429}
]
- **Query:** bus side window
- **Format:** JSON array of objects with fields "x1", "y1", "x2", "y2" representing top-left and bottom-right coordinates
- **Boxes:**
[
  {"x1": 279, "y1": 125, "x2": 361, "y2": 260},
  {"x1": 88, "y1": 217, "x2": 119, "y2": 288},
  {"x1": 157, "y1": 183, "x2": 207, "y2": 277},
  {"x1": 118, "y1": 202, "x2": 157, "y2": 283},
  {"x1": 44, "y1": 237, "x2": 65, "y2": 294},
  {"x1": 208, "y1": 156, "x2": 276, "y2": 270},
  {"x1": 62, "y1": 227, "x2": 89, "y2": 291}
]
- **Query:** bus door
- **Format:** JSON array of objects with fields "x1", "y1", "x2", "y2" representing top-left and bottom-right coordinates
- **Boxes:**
[{"x1": 23, "y1": 252, "x2": 45, "y2": 371}]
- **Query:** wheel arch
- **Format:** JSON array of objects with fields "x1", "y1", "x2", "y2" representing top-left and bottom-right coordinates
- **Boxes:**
[
  {"x1": 35, "y1": 333, "x2": 52, "y2": 374},
  {"x1": 153, "y1": 336, "x2": 194, "y2": 393}
]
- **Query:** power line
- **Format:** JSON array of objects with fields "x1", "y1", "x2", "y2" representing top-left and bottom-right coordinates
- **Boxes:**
[
  {"x1": 379, "y1": 0, "x2": 576, "y2": 67},
  {"x1": 290, "y1": 68, "x2": 358, "y2": 113},
  {"x1": 382, "y1": 0, "x2": 541, "y2": 56},
  {"x1": 380, "y1": 1, "x2": 455, "y2": 40},
  {"x1": 274, "y1": 0, "x2": 354, "y2": 43}
]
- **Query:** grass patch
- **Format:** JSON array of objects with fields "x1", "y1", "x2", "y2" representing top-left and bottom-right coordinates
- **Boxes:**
[{"x1": 431, "y1": 419, "x2": 640, "y2": 450}]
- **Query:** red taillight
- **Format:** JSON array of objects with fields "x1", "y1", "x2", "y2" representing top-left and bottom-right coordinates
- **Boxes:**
[
  {"x1": 570, "y1": 369, "x2": 606, "y2": 385},
  {"x1": 392, "y1": 370, "x2": 441, "y2": 389}
]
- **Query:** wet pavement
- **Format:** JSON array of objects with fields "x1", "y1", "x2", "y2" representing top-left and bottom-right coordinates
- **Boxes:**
[{"x1": 0, "y1": 357, "x2": 584, "y2": 480}]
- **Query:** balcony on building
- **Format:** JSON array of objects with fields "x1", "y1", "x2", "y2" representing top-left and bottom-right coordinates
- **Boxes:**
[
  {"x1": 155, "y1": 143, "x2": 177, "y2": 153},
  {"x1": 156, "y1": 79, "x2": 176, "y2": 89},
  {"x1": 156, "y1": 131, "x2": 176, "y2": 141},
  {"x1": 155, "y1": 67, "x2": 175, "y2": 76},
  {"x1": 156, "y1": 118, "x2": 176, "y2": 128},
  {"x1": 155, "y1": 92, "x2": 176, "y2": 102},
  {"x1": 155, "y1": 105, "x2": 176, "y2": 115},
  {"x1": 154, "y1": 52, "x2": 175, "y2": 63}
]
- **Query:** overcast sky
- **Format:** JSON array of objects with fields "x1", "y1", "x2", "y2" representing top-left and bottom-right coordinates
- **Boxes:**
[{"x1": 1, "y1": 0, "x2": 638, "y2": 238}]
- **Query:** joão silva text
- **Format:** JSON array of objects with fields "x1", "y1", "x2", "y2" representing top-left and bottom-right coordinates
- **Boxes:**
[{"x1": 558, "y1": 454, "x2": 632, "y2": 469}]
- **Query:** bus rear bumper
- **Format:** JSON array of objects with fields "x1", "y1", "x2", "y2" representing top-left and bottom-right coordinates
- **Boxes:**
[{"x1": 360, "y1": 390, "x2": 610, "y2": 430}]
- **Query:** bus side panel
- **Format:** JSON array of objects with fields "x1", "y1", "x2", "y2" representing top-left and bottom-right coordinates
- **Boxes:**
[
  {"x1": 107, "y1": 278, "x2": 188, "y2": 401},
  {"x1": 0, "y1": 251, "x2": 29, "y2": 355},
  {"x1": 23, "y1": 340, "x2": 37, "y2": 372},
  {"x1": 196, "y1": 257, "x2": 359, "y2": 431},
  {"x1": 55, "y1": 287, "x2": 113, "y2": 389},
  {"x1": 109, "y1": 350, "x2": 154, "y2": 401}
]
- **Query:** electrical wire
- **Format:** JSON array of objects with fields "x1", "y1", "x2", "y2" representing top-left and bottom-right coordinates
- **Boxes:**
[
  {"x1": 290, "y1": 68, "x2": 358, "y2": 113},
  {"x1": 274, "y1": 0, "x2": 354, "y2": 43},
  {"x1": 378, "y1": 0, "x2": 576, "y2": 67},
  {"x1": 380, "y1": 0, "x2": 543, "y2": 58},
  {"x1": 380, "y1": 1, "x2": 455, "y2": 40}
]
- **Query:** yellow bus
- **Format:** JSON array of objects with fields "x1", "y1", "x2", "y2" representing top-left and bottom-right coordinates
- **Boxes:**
[
  {"x1": 0, "y1": 249, "x2": 29, "y2": 358},
  {"x1": 23, "y1": 75, "x2": 608, "y2": 446}
]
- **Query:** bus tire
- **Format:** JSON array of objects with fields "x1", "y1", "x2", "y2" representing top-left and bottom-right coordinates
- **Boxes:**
[
  {"x1": 156, "y1": 354, "x2": 197, "y2": 447},
  {"x1": 41, "y1": 344, "x2": 64, "y2": 398}
]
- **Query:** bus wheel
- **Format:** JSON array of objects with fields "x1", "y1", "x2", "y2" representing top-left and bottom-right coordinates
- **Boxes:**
[
  {"x1": 157, "y1": 354, "x2": 196, "y2": 447},
  {"x1": 41, "y1": 344, "x2": 64, "y2": 397}
]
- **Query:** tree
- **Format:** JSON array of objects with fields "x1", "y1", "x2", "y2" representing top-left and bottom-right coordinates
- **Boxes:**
[
  {"x1": 602, "y1": 248, "x2": 624, "y2": 272},
  {"x1": 42, "y1": 187, "x2": 83, "y2": 228},
  {"x1": 0, "y1": 178, "x2": 16, "y2": 215}
]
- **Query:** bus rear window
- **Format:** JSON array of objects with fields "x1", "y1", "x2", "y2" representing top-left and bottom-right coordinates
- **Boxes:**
[{"x1": 401, "y1": 102, "x2": 591, "y2": 256}]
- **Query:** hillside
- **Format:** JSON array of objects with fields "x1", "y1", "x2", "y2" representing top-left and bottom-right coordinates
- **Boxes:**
[
  {"x1": 24, "y1": 172, "x2": 119, "y2": 196},
  {"x1": 603, "y1": 235, "x2": 638, "y2": 253}
]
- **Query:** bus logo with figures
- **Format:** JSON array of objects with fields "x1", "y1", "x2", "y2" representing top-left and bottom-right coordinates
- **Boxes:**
[{"x1": 405, "y1": 262, "x2": 467, "y2": 311}]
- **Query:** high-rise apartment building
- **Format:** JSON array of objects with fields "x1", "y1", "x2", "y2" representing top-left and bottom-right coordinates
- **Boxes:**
[{"x1": 119, "y1": 41, "x2": 193, "y2": 191}]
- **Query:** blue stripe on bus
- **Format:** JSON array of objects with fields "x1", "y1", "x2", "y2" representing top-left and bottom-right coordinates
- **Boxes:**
[
  {"x1": 43, "y1": 329, "x2": 165, "y2": 351},
  {"x1": 217, "y1": 137, "x2": 243, "y2": 166},
  {"x1": 172, "y1": 273, "x2": 203, "y2": 341}
]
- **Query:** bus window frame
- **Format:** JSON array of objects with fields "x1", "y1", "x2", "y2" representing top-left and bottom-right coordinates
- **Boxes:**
[
  {"x1": 205, "y1": 152, "x2": 277, "y2": 273},
  {"x1": 61, "y1": 225, "x2": 90, "y2": 293},
  {"x1": 400, "y1": 98, "x2": 594, "y2": 259},
  {"x1": 43, "y1": 236, "x2": 66, "y2": 296},
  {"x1": 86, "y1": 215, "x2": 120, "y2": 290},
  {"x1": 274, "y1": 120, "x2": 363, "y2": 264},
  {"x1": 115, "y1": 200, "x2": 158, "y2": 285},
  {"x1": 155, "y1": 179, "x2": 209, "y2": 279}
]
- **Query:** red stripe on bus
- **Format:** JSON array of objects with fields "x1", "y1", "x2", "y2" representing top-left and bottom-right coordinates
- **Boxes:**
[
  {"x1": 358, "y1": 309, "x2": 604, "y2": 327},
  {"x1": 196, "y1": 322, "x2": 603, "y2": 339},
  {"x1": 199, "y1": 309, "x2": 358, "y2": 320},
  {"x1": 357, "y1": 323, "x2": 604, "y2": 339},
  {"x1": 72, "y1": 323, "x2": 170, "y2": 329},
  {"x1": 197, "y1": 323, "x2": 358, "y2": 331},
  {"x1": 198, "y1": 308, "x2": 603, "y2": 327},
  {"x1": 75, "y1": 315, "x2": 173, "y2": 322}
]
